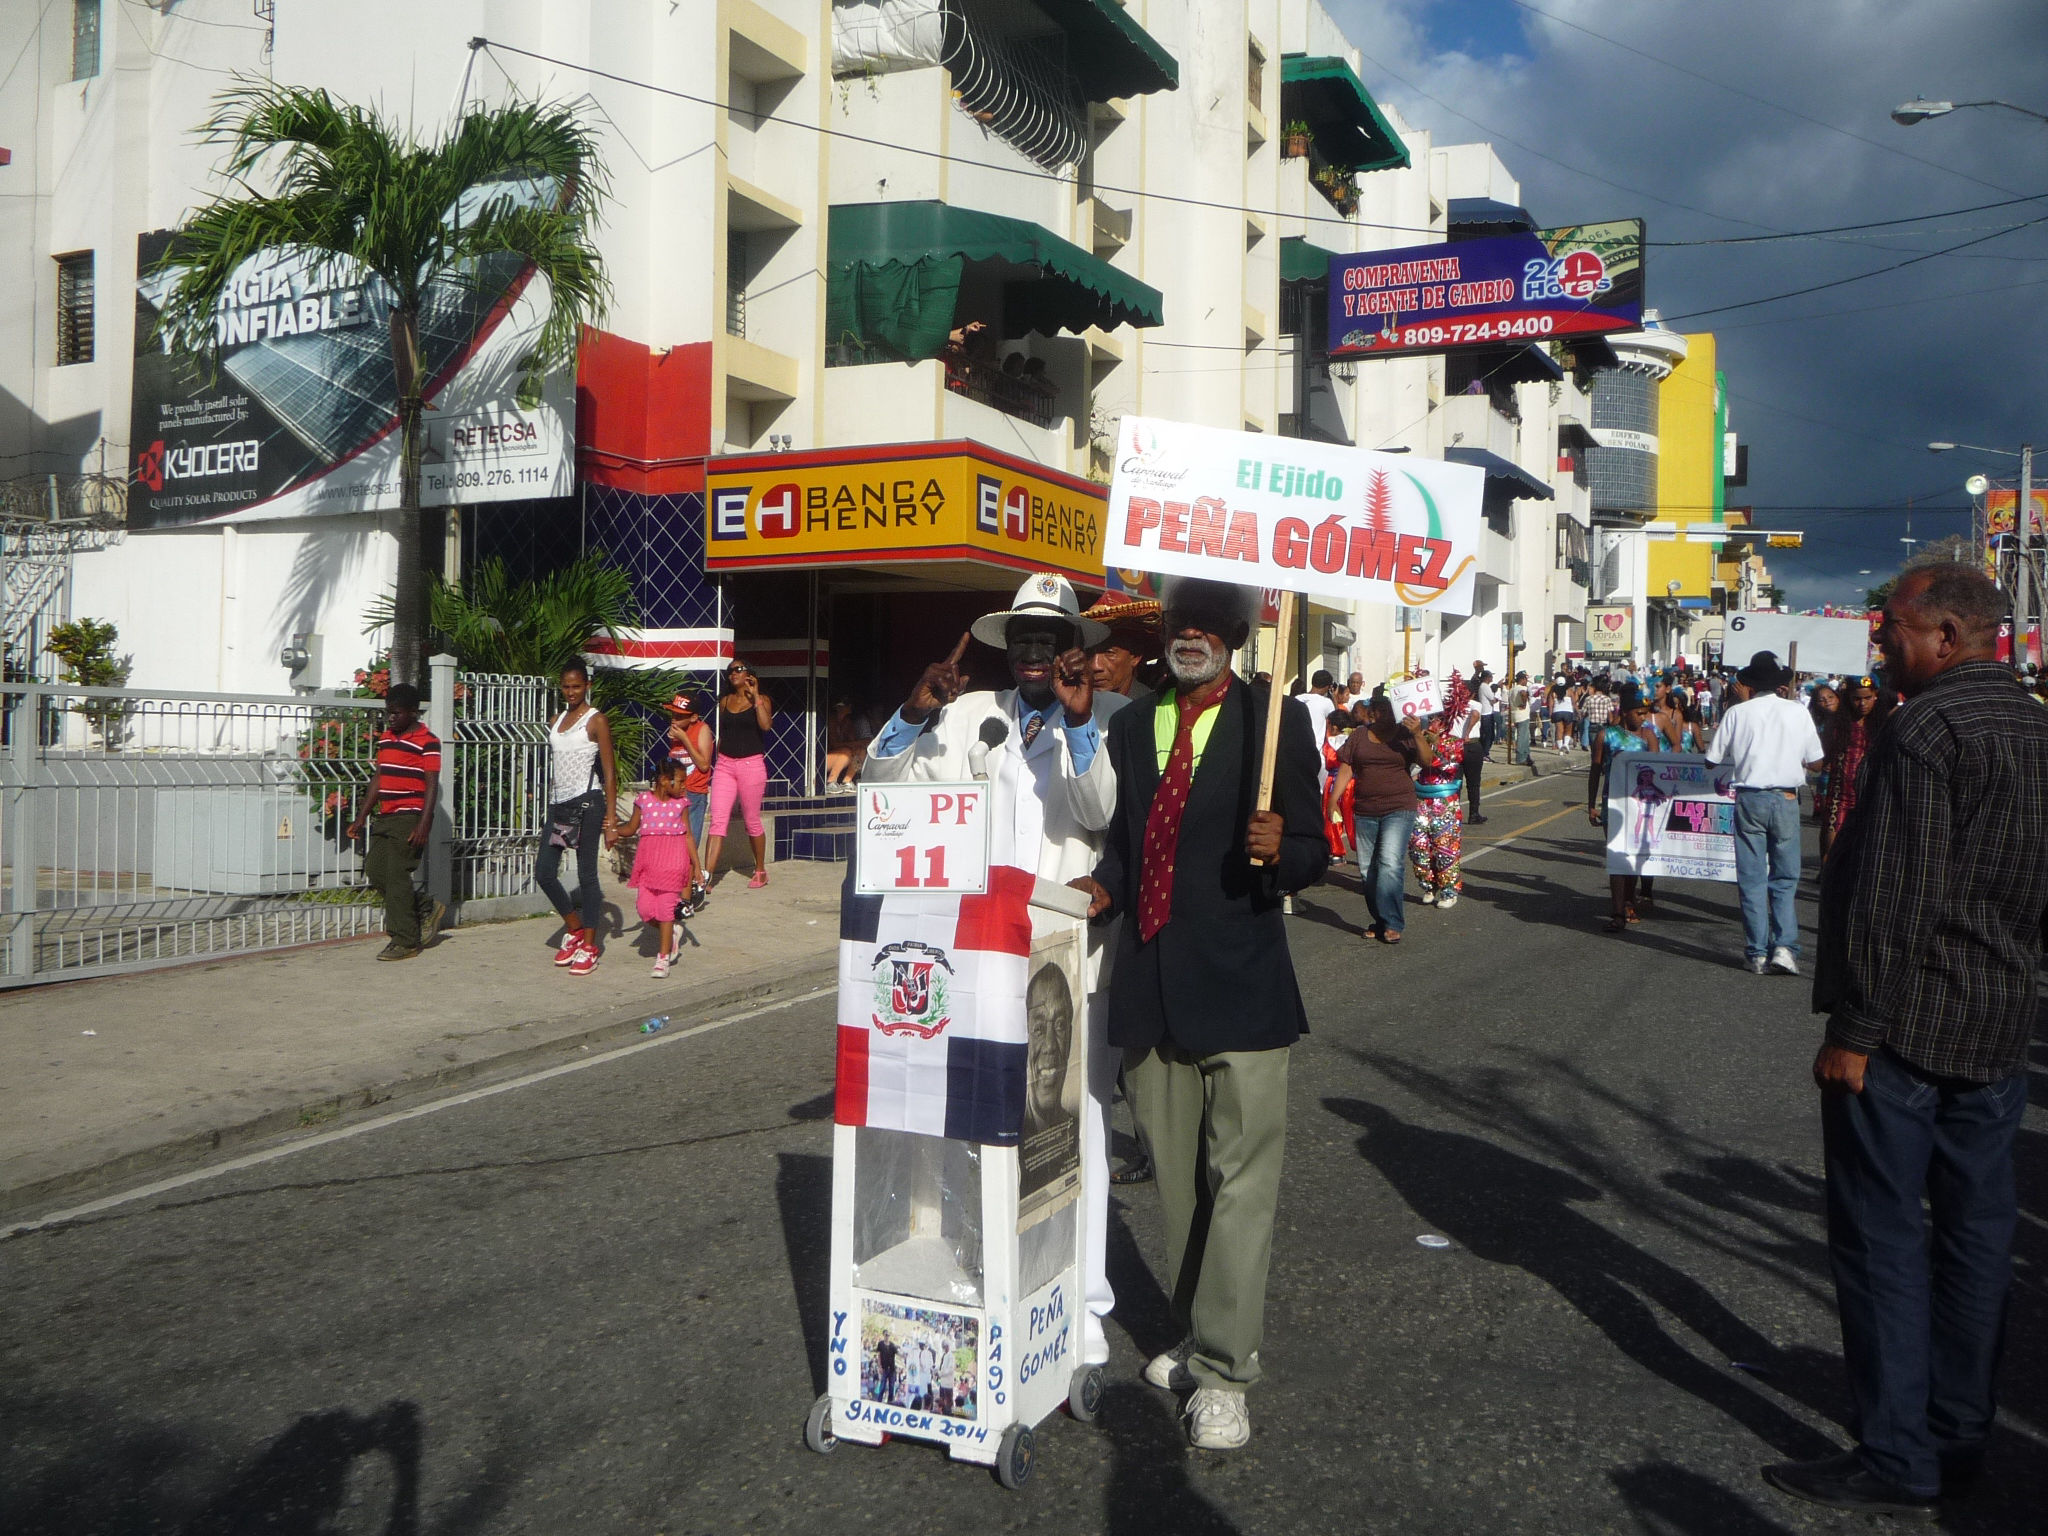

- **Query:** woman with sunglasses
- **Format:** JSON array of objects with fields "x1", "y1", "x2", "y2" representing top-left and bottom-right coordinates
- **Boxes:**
[
  {"x1": 700, "y1": 661, "x2": 774, "y2": 888},
  {"x1": 1816, "y1": 675, "x2": 1893, "y2": 858}
]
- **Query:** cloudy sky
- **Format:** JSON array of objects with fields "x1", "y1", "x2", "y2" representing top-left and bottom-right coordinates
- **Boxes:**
[{"x1": 1324, "y1": 0, "x2": 2048, "y2": 608}]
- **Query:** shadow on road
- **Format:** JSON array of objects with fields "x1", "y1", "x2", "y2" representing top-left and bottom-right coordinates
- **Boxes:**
[
  {"x1": 775, "y1": 1150, "x2": 834, "y2": 1395},
  {"x1": 0, "y1": 1395, "x2": 513, "y2": 1536},
  {"x1": 1324, "y1": 1095, "x2": 1838, "y2": 1459},
  {"x1": 1610, "y1": 1459, "x2": 1796, "y2": 1535},
  {"x1": 1098, "y1": 1382, "x2": 1242, "y2": 1535}
]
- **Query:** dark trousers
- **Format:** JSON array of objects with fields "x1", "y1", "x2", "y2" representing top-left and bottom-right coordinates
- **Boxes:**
[
  {"x1": 535, "y1": 793, "x2": 605, "y2": 936},
  {"x1": 1461, "y1": 741, "x2": 1486, "y2": 817},
  {"x1": 1821, "y1": 1047, "x2": 2027, "y2": 1495},
  {"x1": 365, "y1": 813, "x2": 433, "y2": 948}
]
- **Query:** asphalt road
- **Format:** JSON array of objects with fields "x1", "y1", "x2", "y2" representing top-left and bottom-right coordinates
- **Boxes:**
[{"x1": 4, "y1": 770, "x2": 2042, "y2": 1535}]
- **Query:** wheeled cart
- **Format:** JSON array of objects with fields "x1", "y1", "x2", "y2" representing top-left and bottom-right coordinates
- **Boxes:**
[{"x1": 802, "y1": 857, "x2": 1100, "y2": 1488}]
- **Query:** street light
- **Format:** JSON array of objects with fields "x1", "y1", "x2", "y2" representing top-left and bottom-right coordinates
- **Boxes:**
[
  {"x1": 1893, "y1": 98, "x2": 2048, "y2": 127},
  {"x1": 1930, "y1": 441, "x2": 2022, "y2": 456},
  {"x1": 1933, "y1": 441, "x2": 2039, "y2": 666}
]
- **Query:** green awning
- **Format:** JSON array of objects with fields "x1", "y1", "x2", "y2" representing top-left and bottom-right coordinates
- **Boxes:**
[
  {"x1": 1036, "y1": 0, "x2": 1179, "y2": 100},
  {"x1": 1281, "y1": 235, "x2": 1341, "y2": 284},
  {"x1": 827, "y1": 201, "x2": 1164, "y2": 361},
  {"x1": 1281, "y1": 55, "x2": 1410, "y2": 172}
]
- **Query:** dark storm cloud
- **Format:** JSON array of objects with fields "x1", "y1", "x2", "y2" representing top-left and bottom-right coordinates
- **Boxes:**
[{"x1": 1327, "y1": 0, "x2": 2048, "y2": 606}]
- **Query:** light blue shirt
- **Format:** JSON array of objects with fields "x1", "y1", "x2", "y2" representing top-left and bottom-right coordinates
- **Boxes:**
[{"x1": 870, "y1": 696, "x2": 1100, "y2": 774}]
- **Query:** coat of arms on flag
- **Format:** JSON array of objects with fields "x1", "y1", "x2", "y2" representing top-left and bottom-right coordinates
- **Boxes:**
[
  {"x1": 872, "y1": 941, "x2": 954, "y2": 1038},
  {"x1": 836, "y1": 866, "x2": 1038, "y2": 1146}
]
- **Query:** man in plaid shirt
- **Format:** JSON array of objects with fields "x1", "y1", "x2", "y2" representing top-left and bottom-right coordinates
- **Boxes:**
[{"x1": 1764, "y1": 565, "x2": 2048, "y2": 1519}]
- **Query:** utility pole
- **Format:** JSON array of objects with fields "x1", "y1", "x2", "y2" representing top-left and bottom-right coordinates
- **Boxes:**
[{"x1": 2018, "y1": 443, "x2": 2035, "y2": 667}]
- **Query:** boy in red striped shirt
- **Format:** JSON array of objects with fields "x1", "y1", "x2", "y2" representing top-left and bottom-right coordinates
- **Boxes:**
[{"x1": 345, "y1": 683, "x2": 445, "y2": 960}]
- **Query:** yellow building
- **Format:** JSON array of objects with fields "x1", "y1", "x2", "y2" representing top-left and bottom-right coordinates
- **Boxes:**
[{"x1": 1647, "y1": 332, "x2": 1725, "y2": 608}]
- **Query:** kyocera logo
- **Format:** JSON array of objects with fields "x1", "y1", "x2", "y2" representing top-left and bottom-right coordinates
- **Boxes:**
[{"x1": 137, "y1": 438, "x2": 259, "y2": 492}]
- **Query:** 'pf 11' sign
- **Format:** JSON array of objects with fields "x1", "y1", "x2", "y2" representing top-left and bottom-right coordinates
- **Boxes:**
[
  {"x1": 854, "y1": 783, "x2": 993, "y2": 895},
  {"x1": 1104, "y1": 417, "x2": 1486, "y2": 616}
]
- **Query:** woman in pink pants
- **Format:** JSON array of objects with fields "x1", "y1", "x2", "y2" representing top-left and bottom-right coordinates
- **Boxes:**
[{"x1": 700, "y1": 660, "x2": 773, "y2": 887}]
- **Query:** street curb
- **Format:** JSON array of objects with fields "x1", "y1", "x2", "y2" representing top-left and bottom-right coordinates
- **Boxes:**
[{"x1": 0, "y1": 958, "x2": 839, "y2": 1223}]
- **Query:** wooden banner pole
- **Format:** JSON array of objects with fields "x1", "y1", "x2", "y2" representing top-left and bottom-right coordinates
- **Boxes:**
[{"x1": 1252, "y1": 590, "x2": 1299, "y2": 864}]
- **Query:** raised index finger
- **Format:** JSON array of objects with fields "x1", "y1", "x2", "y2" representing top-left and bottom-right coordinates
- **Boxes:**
[{"x1": 945, "y1": 631, "x2": 973, "y2": 667}]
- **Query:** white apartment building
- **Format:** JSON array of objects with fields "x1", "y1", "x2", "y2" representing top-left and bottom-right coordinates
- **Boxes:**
[{"x1": 3, "y1": 0, "x2": 1601, "y2": 794}]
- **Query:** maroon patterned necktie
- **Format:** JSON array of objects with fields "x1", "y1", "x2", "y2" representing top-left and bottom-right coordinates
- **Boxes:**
[{"x1": 1137, "y1": 673, "x2": 1231, "y2": 942}]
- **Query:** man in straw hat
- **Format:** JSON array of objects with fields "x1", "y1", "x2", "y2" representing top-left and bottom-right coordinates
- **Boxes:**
[
  {"x1": 864, "y1": 572, "x2": 1132, "y2": 1373},
  {"x1": 1071, "y1": 575, "x2": 1328, "y2": 1450},
  {"x1": 1084, "y1": 592, "x2": 1164, "y2": 702},
  {"x1": 1706, "y1": 649, "x2": 1826, "y2": 975}
]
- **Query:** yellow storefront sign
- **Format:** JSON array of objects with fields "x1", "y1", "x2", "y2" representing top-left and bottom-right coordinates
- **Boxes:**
[{"x1": 704, "y1": 441, "x2": 1104, "y2": 585}]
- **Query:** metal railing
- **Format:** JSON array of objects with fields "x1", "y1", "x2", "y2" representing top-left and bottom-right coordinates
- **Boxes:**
[
  {"x1": 437, "y1": 661, "x2": 553, "y2": 916},
  {"x1": 2, "y1": 682, "x2": 387, "y2": 985},
  {"x1": 1, "y1": 659, "x2": 557, "y2": 987}
]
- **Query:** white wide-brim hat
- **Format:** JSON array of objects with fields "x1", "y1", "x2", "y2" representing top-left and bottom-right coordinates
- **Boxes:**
[{"x1": 969, "y1": 573, "x2": 1110, "y2": 650}]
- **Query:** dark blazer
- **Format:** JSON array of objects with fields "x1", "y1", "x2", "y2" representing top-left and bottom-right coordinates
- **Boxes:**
[{"x1": 1092, "y1": 678, "x2": 1329, "y2": 1055}]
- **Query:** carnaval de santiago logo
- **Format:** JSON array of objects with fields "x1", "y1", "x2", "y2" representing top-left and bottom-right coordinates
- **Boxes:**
[{"x1": 869, "y1": 940, "x2": 956, "y2": 1040}]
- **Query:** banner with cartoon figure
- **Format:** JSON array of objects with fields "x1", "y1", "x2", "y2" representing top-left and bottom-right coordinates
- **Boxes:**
[
  {"x1": 1104, "y1": 416, "x2": 1486, "y2": 616},
  {"x1": 1604, "y1": 752, "x2": 1736, "y2": 882}
]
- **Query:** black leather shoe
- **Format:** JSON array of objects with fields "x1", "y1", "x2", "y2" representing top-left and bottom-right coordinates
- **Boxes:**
[
  {"x1": 1762, "y1": 1450, "x2": 1939, "y2": 1519},
  {"x1": 1468, "y1": 814, "x2": 1489, "y2": 825}
]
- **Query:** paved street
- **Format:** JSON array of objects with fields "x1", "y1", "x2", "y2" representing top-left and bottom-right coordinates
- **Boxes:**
[{"x1": 4, "y1": 771, "x2": 2041, "y2": 1535}]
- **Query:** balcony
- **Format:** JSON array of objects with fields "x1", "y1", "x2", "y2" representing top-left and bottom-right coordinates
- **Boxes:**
[
  {"x1": 825, "y1": 200, "x2": 1160, "y2": 432},
  {"x1": 1280, "y1": 54, "x2": 1409, "y2": 215},
  {"x1": 830, "y1": 0, "x2": 1176, "y2": 171}
]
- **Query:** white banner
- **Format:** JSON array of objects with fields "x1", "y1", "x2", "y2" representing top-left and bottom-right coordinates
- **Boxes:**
[
  {"x1": 1604, "y1": 752, "x2": 1737, "y2": 881},
  {"x1": 854, "y1": 782, "x2": 993, "y2": 896},
  {"x1": 1105, "y1": 416, "x2": 1486, "y2": 615},
  {"x1": 1723, "y1": 612, "x2": 1873, "y2": 678}
]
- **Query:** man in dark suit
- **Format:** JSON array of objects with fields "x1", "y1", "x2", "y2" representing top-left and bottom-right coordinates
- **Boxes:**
[{"x1": 1071, "y1": 575, "x2": 1328, "y2": 1451}]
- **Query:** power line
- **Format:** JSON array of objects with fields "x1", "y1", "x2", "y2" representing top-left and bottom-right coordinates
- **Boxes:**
[
  {"x1": 1648, "y1": 192, "x2": 2048, "y2": 246},
  {"x1": 1665, "y1": 213, "x2": 2048, "y2": 321},
  {"x1": 480, "y1": 37, "x2": 2048, "y2": 334},
  {"x1": 1711, "y1": 274, "x2": 2048, "y2": 332}
]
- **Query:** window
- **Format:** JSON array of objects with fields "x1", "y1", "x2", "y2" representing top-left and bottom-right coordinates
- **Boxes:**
[
  {"x1": 55, "y1": 252, "x2": 94, "y2": 365},
  {"x1": 726, "y1": 231, "x2": 748, "y2": 338},
  {"x1": 72, "y1": 0, "x2": 100, "y2": 82},
  {"x1": 1246, "y1": 37, "x2": 1265, "y2": 112}
]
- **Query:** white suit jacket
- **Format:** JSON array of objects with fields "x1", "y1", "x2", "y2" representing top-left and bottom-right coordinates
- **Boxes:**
[{"x1": 865, "y1": 688, "x2": 1127, "y2": 982}]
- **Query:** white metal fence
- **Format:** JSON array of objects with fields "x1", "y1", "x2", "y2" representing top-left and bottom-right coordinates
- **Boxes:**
[{"x1": 1, "y1": 659, "x2": 555, "y2": 987}]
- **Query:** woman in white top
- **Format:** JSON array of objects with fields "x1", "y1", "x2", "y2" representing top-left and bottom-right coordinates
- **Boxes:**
[
  {"x1": 1550, "y1": 678, "x2": 1577, "y2": 753},
  {"x1": 534, "y1": 659, "x2": 619, "y2": 974}
]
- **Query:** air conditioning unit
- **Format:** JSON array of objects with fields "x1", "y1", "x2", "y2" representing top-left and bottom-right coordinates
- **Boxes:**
[{"x1": 1322, "y1": 617, "x2": 1355, "y2": 652}]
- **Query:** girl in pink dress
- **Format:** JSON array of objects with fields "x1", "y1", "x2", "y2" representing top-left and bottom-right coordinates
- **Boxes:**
[{"x1": 613, "y1": 759, "x2": 701, "y2": 976}]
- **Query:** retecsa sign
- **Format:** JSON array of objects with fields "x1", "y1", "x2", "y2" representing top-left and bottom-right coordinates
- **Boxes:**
[{"x1": 1327, "y1": 220, "x2": 1644, "y2": 360}]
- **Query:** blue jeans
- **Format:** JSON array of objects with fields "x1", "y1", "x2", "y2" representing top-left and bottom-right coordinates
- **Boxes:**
[
  {"x1": 1822, "y1": 1049, "x2": 2027, "y2": 1495},
  {"x1": 1732, "y1": 788, "x2": 1801, "y2": 958},
  {"x1": 1352, "y1": 808, "x2": 1416, "y2": 935}
]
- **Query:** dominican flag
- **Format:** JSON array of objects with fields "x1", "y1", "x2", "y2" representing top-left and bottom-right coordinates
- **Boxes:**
[{"x1": 834, "y1": 865, "x2": 1035, "y2": 1145}]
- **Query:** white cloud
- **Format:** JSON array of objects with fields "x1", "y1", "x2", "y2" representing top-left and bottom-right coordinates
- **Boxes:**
[{"x1": 1325, "y1": 0, "x2": 2048, "y2": 606}]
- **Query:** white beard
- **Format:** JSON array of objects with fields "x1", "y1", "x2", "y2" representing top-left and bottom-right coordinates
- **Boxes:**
[{"x1": 1166, "y1": 637, "x2": 1227, "y2": 687}]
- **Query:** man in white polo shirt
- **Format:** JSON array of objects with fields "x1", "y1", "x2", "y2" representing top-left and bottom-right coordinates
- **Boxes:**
[{"x1": 1707, "y1": 651, "x2": 1826, "y2": 975}]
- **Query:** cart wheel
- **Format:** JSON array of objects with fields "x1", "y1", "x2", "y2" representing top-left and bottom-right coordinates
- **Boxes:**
[
  {"x1": 995, "y1": 1422, "x2": 1035, "y2": 1489},
  {"x1": 803, "y1": 1393, "x2": 838, "y2": 1454},
  {"x1": 1067, "y1": 1364, "x2": 1105, "y2": 1423}
]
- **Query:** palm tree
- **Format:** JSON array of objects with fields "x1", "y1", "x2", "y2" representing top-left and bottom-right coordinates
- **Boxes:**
[
  {"x1": 150, "y1": 82, "x2": 611, "y2": 687},
  {"x1": 368, "y1": 552, "x2": 699, "y2": 778}
]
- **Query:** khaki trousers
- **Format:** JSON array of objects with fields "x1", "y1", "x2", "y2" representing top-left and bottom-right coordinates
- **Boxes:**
[{"x1": 1122, "y1": 1042, "x2": 1291, "y2": 1390}]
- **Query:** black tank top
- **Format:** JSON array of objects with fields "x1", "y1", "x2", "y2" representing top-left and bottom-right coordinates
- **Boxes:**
[{"x1": 718, "y1": 699, "x2": 766, "y2": 758}]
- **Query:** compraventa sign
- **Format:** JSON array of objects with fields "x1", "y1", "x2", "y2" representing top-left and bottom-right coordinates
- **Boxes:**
[{"x1": 1327, "y1": 220, "x2": 1644, "y2": 360}]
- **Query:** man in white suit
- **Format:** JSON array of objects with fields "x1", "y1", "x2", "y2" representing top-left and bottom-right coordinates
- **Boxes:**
[{"x1": 864, "y1": 572, "x2": 1126, "y2": 1370}]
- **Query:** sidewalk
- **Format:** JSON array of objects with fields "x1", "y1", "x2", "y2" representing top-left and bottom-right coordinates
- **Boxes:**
[{"x1": 1, "y1": 861, "x2": 846, "y2": 1219}]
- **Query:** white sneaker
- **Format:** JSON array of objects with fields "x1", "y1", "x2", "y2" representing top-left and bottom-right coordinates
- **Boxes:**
[
  {"x1": 1418, "y1": 890, "x2": 1437, "y2": 906},
  {"x1": 1144, "y1": 1339, "x2": 1195, "y2": 1391},
  {"x1": 1744, "y1": 954, "x2": 1770, "y2": 975},
  {"x1": 1281, "y1": 894, "x2": 1295, "y2": 916},
  {"x1": 1184, "y1": 1386, "x2": 1251, "y2": 1450},
  {"x1": 1769, "y1": 946, "x2": 1800, "y2": 976},
  {"x1": 1437, "y1": 890, "x2": 1459, "y2": 910}
]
